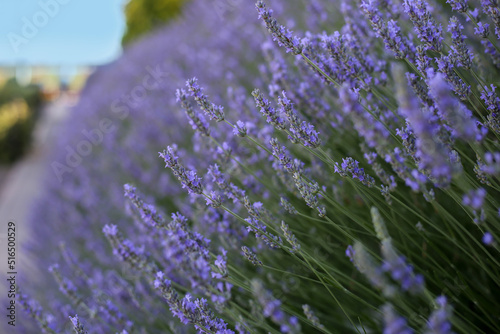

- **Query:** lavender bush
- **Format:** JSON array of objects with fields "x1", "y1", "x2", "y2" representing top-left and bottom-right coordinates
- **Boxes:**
[{"x1": 17, "y1": 0, "x2": 500, "y2": 333}]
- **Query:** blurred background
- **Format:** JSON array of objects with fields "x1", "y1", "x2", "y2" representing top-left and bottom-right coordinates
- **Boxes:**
[{"x1": 0, "y1": 0, "x2": 185, "y2": 223}]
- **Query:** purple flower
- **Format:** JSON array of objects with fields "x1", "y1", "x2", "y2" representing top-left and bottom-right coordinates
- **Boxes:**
[
  {"x1": 69, "y1": 315, "x2": 88, "y2": 334},
  {"x1": 403, "y1": 0, "x2": 444, "y2": 51},
  {"x1": 335, "y1": 157, "x2": 376, "y2": 187},
  {"x1": 345, "y1": 245, "x2": 355, "y2": 263},
  {"x1": 482, "y1": 232, "x2": 494, "y2": 245},
  {"x1": 278, "y1": 91, "x2": 321, "y2": 148},
  {"x1": 462, "y1": 188, "x2": 487, "y2": 210},
  {"x1": 186, "y1": 78, "x2": 225, "y2": 122},
  {"x1": 281, "y1": 221, "x2": 301, "y2": 253},
  {"x1": 446, "y1": 0, "x2": 468, "y2": 12},
  {"x1": 480, "y1": 84, "x2": 500, "y2": 113},
  {"x1": 241, "y1": 246, "x2": 263, "y2": 266},
  {"x1": 159, "y1": 146, "x2": 203, "y2": 194},
  {"x1": 381, "y1": 239, "x2": 425, "y2": 294},
  {"x1": 360, "y1": 1, "x2": 409, "y2": 59},
  {"x1": 474, "y1": 22, "x2": 490, "y2": 38},
  {"x1": 255, "y1": 1, "x2": 303, "y2": 55},
  {"x1": 447, "y1": 17, "x2": 474, "y2": 69},
  {"x1": 176, "y1": 88, "x2": 210, "y2": 136},
  {"x1": 428, "y1": 72, "x2": 477, "y2": 140},
  {"x1": 383, "y1": 304, "x2": 414, "y2": 334},
  {"x1": 233, "y1": 120, "x2": 248, "y2": 137},
  {"x1": 251, "y1": 280, "x2": 301, "y2": 333},
  {"x1": 102, "y1": 224, "x2": 118, "y2": 237},
  {"x1": 425, "y1": 296, "x2": 454, "y2": 334},
  {"x1": 252, "y1": 89, "x2": 286, "y2": 130}
]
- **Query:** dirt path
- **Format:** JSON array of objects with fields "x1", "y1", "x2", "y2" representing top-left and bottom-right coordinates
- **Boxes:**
[{"x1": 0, "y1": 95, "x2": 73, "y2": 311}]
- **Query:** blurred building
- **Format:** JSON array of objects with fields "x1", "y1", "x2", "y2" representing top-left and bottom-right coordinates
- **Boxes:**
[{"x1": 0, "y1": 65, "x2": 93, "y2": 101}]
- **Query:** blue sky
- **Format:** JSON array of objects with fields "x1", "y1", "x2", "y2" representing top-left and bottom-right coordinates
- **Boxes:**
[{"x1": 0, "y1": 0, "x2": 126, "y2": 66}]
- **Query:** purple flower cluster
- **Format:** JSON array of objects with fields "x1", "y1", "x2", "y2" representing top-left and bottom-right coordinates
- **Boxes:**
[
  {"x1": 255, "y1": 1, "x2": 303, "y2": 55},
  {"x1": 383, "y1": 304, "x2": 414, "y2": 334},
  {"x1": 16, "y1": 0, "x2": 500, "y2": 333},
  {"x1": 381, "y1": 239, "x2": 425, "y2": 294},
  {"x1": 425, "y1": 296, "x2": 454, "y2": 334},
  {"x1": 334, "y1": 157, "x2": 376, "y2": 187},
  {"x1": 403, "y1": 0, "x2": 444, "y2": 51},
  {"x1": 159, "y1": 146, "x2": 203, "y2": 195}
]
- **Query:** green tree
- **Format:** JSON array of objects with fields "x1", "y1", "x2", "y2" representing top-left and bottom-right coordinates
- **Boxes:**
[{"x1": 122, "y1": 0, "x2": 186, "y2": 45}]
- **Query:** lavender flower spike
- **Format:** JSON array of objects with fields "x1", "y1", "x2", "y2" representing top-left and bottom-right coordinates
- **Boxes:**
[
  {"x1": 425, "y1": 296, "x2": 455, "y2": 334},
  {"x1": 159, "y1": 146, "x2": 203, "y2": 195},
  {"x1": 281, "y1": 221, "x2": 301, "y2": 253},
  {"x1": 69, "y1": 315, "x2": 88, "y2": 334},
  {"x1": 241, "y1": 246, "x2": 263, "y2": 266},
  {"x1": 186, "y1": 77, "x2": 225, "y2": 122},
  {"x1": 446, "y1": 0, "x2": 468, "y2": 13},
  {"x1": 381, "y1": 239, "x2": 425, "y2": 294},
  {"x1": 403, "y1": 0, "x2": 444, "y2": 51},
  {"x1": 278, "y1": 91, "x2": 321, "y2": 148},
  {"x1": 302, "y1": 304, "x2": 325, "y2": 330},
  {"x1": 428, "y1": 71, "x2": 477, "y2": 140},
  {"x1": 383, "y1": 304, "x2": 414, "y2": 334},
  {"x1": 176, "y1": 88, "x2": 210, "y2": 136},
  {"x1": 447, "y1": 17, "x2": 473, "y2": 69},
  {"x1": 252, "y1": 89, "x2": 286, "y2": 130},
  {"x1": 255, "y1": 1, "x2": 303, "y2": 55},
  {"x1": 360, "y1": 0, "x2": 409, "y2": 59},
  {"x1": 371, "y1": 207, "x2": 390, "y2": 240}
]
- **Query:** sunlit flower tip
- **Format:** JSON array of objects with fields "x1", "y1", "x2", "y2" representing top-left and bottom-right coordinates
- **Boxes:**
[
  {"x1": 371, "y1": 207, "x2": 390, "y2": 240},
  {"x1": 233, "y1": 120, "x2": 247, "y2": 137},
  {"x1": 241, "y1": 246, "x2": 262, "y2": 266},
  {"x1": 281, "y1": 221, "x2": 301, "y2": 253},
  {"x1": 482, "y1": 232, "x2": 494, "y2": 245},
  {"x1": 255, "y1": 1, "x2": 303, "y2": 55},
  {"x1": 446, "y1": 0, "x2": 468, "y2": 12},
  {"x1": 102, "y1": 224, "x2": 118, "y2": 237}
]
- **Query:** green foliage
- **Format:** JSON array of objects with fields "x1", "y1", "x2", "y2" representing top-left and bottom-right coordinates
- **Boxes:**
[
  {"x1": 0, "y1": 79, "x2": 42, "y2": 164},
  {"x1": 122, "y1": 0, "x2": 186, "y2": 45}
]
